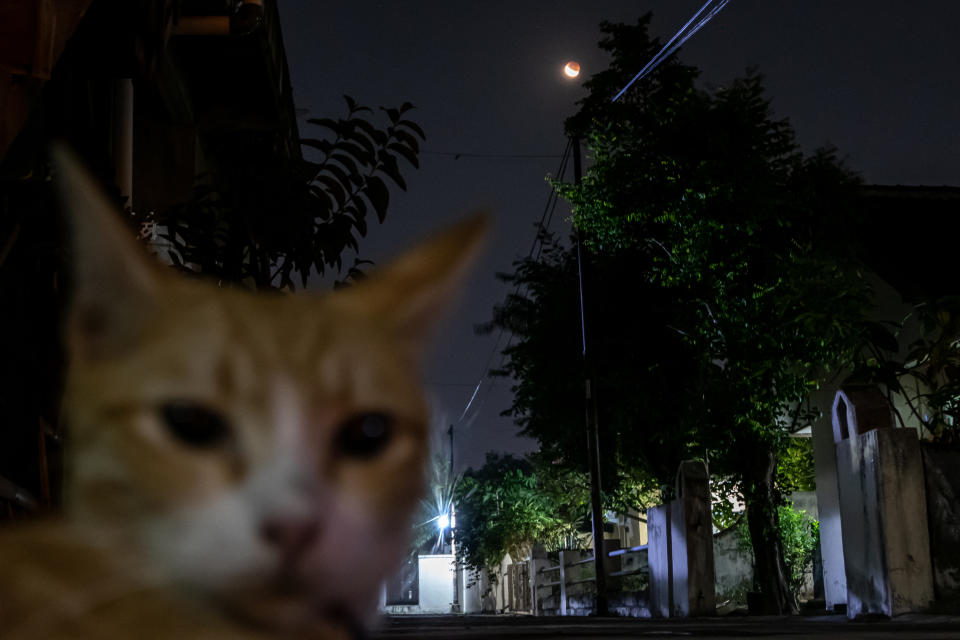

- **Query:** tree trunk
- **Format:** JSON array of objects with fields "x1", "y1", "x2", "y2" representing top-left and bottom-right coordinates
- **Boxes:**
[{"x1": 743, "y1": 449, "x2": 798, "y2": 615}]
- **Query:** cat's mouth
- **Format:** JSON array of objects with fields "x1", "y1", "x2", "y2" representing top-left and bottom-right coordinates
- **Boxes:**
[
  {"x1": 217, "y1": 582, "x2": 363, "y2": 637},
  {"x1": 209, "y1": 549, "x2": 369, "y2": 635}
]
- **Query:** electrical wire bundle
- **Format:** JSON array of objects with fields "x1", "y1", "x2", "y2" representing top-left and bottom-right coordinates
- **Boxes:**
[{"x1": 612, "y1": 0, "x2": 732, "y2": 102}]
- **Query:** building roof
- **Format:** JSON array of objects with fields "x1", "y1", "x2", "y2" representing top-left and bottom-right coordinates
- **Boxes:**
[{"x1": 857, "y1": 185, "x2": 960, "y2": 302}]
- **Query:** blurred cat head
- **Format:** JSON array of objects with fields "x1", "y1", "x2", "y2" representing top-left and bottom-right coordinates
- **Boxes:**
[{"x1": 53, "y1": 146, "x2": 485, "y2": 628}]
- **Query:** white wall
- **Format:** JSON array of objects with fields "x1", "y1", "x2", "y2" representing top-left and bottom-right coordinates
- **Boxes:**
[
  {"x1": 381, "y1": 553, "x2": 455, "y2": 615},
  {"x1": 812, "y1": 410, "x2": 847, "y2": 611},
  {"x1": 461, "y1": 567, "x2": 484, "y2": 614},
  {"x1": 417, "y1": 554, "x2": 456, "y2": 613},
  {"x1": 836, "y1": 428, "x2": 933, "y2": 617}
]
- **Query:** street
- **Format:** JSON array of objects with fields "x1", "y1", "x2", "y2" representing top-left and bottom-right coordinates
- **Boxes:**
[{"x1": 371, "y1": 614, "x2": 960, "y2": 639}]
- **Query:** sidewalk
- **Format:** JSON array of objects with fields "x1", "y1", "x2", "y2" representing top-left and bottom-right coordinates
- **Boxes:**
[{"x1": 371, "y1": 613, "x2": 960, "y2": 639}]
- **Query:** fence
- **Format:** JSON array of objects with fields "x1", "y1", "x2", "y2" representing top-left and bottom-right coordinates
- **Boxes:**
[
  {"x1": 503, "y1": 461, "x2": 714, "y2": 617},
  {"x1": 525, "y1": 542, "x2": 649, "y2": 616},
  {"x1": 507, "y1": 560, "x2": 531, "y2": 612}
]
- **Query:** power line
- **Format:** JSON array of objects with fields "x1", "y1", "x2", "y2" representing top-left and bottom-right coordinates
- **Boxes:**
[
  {"x1": 421, "y1": 151, "x2": 564, "y2": 160},
  {"x1": 611, "y1": 0, "x2": 732, "y2": 103},
  {"x1": 528, "y1": 141, "x2": 572, "y2": 258},
  {"x1": 454, "y1": 140, "x2": 573, "y2": 427}
]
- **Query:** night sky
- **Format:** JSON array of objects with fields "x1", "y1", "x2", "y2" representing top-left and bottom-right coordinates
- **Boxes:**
[{"x1": 278, "y1": 1, "x2": 960, "y2": 472}]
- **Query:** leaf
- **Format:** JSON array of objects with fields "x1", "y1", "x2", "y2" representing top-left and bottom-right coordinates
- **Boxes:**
[
  {"x1": 342, "y1": 95, "x2": 372, "y2": 114},
  {"x1": 381, "y1": 106, "x2": 401, "y2": 124},
  {"x1": 350, "y1": 118, "x2": 388, "y2": 146},
  {"x1": 307, "y1": 185, "x2": 334, "y2": 217},
  {"x1": 388, "y1": 142, "x2": 419, "y2": 169},
  {"x1": 398, "y1": 119, "x2": 426, "y2": 140},
  {"x1": 300, "y1": 139, "x2": 334, "y2": 158},
  {"x1": 335, "y1": 137, "x2": 375, "y2": 165},
  {"x1": 378, "y1": 154, "x2": 407, "y2": 190},
  {"x1": 346, "y1": 205, "x2": 368, "y2": 237},
  {"x1": 321, "y1": 162, "x2": 351, "y2": 189},
  {"x1": 392, "y1": 129, "x2": 422, "y2": 153},
  {"x1": 330, "y1": 153, "x2": 361, "y2": 176},
  {"x1": 305, "y1": 118, "x2": 340, "y2": 133},
  {"x1": 364, "y1": 176, "x2": 389, "y2": 223},
  {"x1": 314, "y1": 175, "x2": 347, "y2": 208},
  {"x1": 351, "y1": 193, "x2": 368, "y2": 220}
]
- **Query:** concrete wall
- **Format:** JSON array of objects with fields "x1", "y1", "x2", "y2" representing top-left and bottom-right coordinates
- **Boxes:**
[
  {"x1": 648, "y1": 504, "x2": 671, "y2": 617},
  {"x1": 417, "y1": 554, "x2": 456, "y2": 613},
  {"x1": 671, "y1": 486, "x2": 716, "y2": 614},
  {"x1": 789, "y1": 491, "x2": 818, "y2": 520},
  {"x1": 461, "y1": 567, "x2": 485, "y2": 614},
  {"x1": 383, "y1": 554, "x2": 455, "y2": 614},
  {"x1": 922, "y1": 448, "x2": 960, "y2": 604},
  {"x1": 713, "y1": 525, "x2": 753, "y2": 604},
  {"x1": 812, "y1": 406, "x2": 848, "y2": 610},
  {"x1": 809, "y1": 274, "x2": 913, "y2": 610},
  {"x1": 649, "y1": 461, "x2": 716, "y2": 618},
  {"x1": 836, "y1": 427, "x2": 934, "y2": 617},
  {"x1": 495, "y1": 553, "x2": 514, "y2": 612}
]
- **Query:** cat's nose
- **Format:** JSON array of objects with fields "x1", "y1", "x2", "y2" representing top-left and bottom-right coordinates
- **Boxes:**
[{"x1": 260, "y1": 516, "x2": 320, "y2": 557}]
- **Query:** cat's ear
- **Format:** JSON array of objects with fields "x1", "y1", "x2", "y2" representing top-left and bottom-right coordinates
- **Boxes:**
[
  {"x1": 341, "y1": 214, "x2": 488, "y2": 351},
  {"x1": 52, "y1": 144, "x2": 163, "y2": 361}
]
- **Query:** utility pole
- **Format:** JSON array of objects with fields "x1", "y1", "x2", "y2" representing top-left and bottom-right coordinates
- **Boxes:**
[
  {"x1": 572, "y1": 137, "x2": 609, "y2": 616},
  {"x1": 448, "y1": 423, "x2": 454, "y2": 472},
  {"x1": 448, "y1": 423, "x2": 461, "y2": 611}
]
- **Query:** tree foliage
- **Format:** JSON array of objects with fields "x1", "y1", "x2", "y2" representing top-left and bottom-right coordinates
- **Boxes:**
[
  {"x1": 864, "y1": 295, "x2": 960, "y2": 448},
  {"x1": 144, "y1": 97, "x2": 424, "y2": 291},
  {"x1": 739, "y1": 504, "x2": 820, "y2": 608},
  {"x1": 486, "y1": 234, "x2": 702, "y2": 501},
  {"x1": 777, "y1": 438, "x2": 817, "y2": 494},
  {"x1": 454, "y1": 454, "x2": 585, "y2": 575}
]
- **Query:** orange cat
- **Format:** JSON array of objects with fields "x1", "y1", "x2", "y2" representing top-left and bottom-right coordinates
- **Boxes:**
[{"x1": 0, "y1": 147, "x2": 485, "y2": 638}]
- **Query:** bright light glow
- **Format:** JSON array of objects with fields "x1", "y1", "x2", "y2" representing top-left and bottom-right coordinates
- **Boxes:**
[
  {"x1": 437, "y1": 513, "x2": 450, "y2": 531},
  {"x1": 563, "y1": 61, "x2": 581, "y2": 78}
]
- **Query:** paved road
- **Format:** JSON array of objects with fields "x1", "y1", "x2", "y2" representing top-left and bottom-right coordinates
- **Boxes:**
[{"x1": 371, "y1": 614, "x2": 960, "y2": 639}]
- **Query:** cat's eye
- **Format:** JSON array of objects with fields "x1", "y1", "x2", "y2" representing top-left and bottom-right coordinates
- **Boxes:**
[
  {"x1": 334, "y1": 412, "x2": 394, "y2": 460},
  {"x1": 160, "y1": 403, "x2": 232, "y2": 449}
]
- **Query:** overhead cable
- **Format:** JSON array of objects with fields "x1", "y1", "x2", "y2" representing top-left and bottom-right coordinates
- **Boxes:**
[
  {"x1": 611, "y1": 0, "x2": 731, "y2": 103},
  {"x1": 455, "y1": 139, "x2": 573, "y2": 426},
  {"x1": 421, "y1": 151, "x2": 563, "y2": 160}
]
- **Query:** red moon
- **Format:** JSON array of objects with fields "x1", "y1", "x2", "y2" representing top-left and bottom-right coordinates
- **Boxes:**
[{"x1": 563, "y1": 61, "x2": 581, "y2": 78}]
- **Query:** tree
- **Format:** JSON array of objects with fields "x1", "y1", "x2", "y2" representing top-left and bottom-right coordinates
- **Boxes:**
[
  {"x1": 739, "y1": 503, "x2": 820, "y2": 609},
  {"x1": 486, "y1": 234, "x2": 702, "y2": 500},
  {"x1": 454, "y1": 453, "x2": 586, "y2": 577},
  {"x1": 492, "y1": 15, "x2": 873, "y2": 613},
  {"x1": 867, "y1": 294, "x2": 960, "y2": 447},
  {"x1": 143, "y1": 97, "x2": 424, "y2": 291}
]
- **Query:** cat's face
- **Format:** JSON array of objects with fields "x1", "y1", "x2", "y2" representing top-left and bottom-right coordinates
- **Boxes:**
[{"x1": 55, "y1": 147, "x2": 485, "y2": 629}]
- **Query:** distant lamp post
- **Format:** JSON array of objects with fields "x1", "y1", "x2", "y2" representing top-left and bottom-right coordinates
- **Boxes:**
[
  {"x1": 563, "y1": 61, "x2": 581, "y2": 78},
  {"x1": 437, "y1": 512, "x2": 450, "y2": 531}
]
